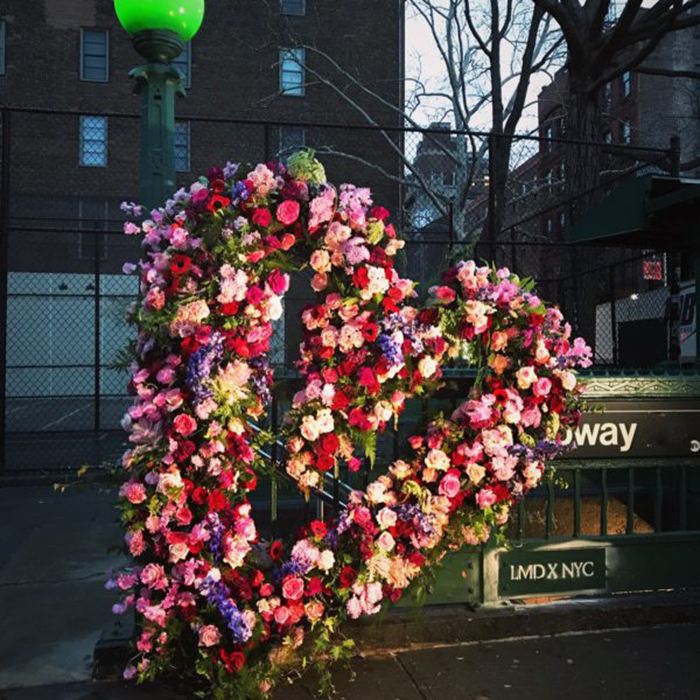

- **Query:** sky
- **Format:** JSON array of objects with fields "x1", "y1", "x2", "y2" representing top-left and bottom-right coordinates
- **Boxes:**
[{"x1": 403, "y1": 0, "x2": 660, "y2": 133}]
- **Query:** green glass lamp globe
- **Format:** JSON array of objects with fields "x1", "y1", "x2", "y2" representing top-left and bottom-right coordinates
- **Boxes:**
[{"x1": 114, "y1": 0, "x2": 204, "y2": 42}]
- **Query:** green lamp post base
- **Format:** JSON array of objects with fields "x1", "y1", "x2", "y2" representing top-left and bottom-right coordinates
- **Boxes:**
[{"x1": 129, "y1": 29, "x2": 186, "y2": 211}]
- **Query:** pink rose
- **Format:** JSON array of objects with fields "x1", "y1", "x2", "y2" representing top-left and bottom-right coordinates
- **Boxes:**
[
  {"x1": 282, "y1": 576, "x2": 305, "y2": 601},
  {"x1": 274, "y1": 606, "x2": 291, "y2": 625},
  {"x1": 276, "y1": 200, "x2": 300, "y2": 226},
  {"x1": 198, "y1": 625, "x2": 221, "y2": 648},
  {"x1": 140, "y1": 563, "x2": 167, "y2": 590},
  {"x1": 267, "y1": 269, "x2": 289, "y2": 295},
  {"x1": 252, "y1": 207, "x2": 272, "y2": 228},
  {"x1": 438, "y1": 469, "x2": 462, "y2": 499},
  {"x1": 173, "y1": 413, "x2": 197, "y2": 436},
  {"x1": 476, "y1": 489, "x2": 497, "y2": 509},
  {"x1": 533, "y1": 377, "x2": 552, "y2": 397}
]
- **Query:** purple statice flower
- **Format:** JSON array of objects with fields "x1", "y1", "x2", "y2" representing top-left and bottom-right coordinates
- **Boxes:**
[
  {"x1": 231, "y1": 180, "x2": 249, "y2": 206},
  {"x1": 223, "y1": 161, "x2": 239, "y2": 180},
  {"x1": 199, "y1": 576, "x2": 252, "y2": 643},
  {"x1": 206, "y1": 513, "x2": 225, "y2": 561},
  {"x1": 248, "y1": 356, "x2": 273, "y2": 407},
  {"x1": 378, "y1": 333, "x2": 403, "y2": 367},
  {"x1": 186, "y1": 332, "x2": 224, "y2": 405},
  {"x1": 273, "y1": 556, "x2": 309, "y2": 583},
  {"x1": 395, "y1": 503, "x2": 420, "y2": 522}
]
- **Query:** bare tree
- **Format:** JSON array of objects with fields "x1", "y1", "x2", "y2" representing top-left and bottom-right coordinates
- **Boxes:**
[
  {"x1": 532, "y1": 0, "x2": 700, "y2": 209},
  {"x1": 267, "y1": 0, "x2": 563, "y2": 242}
]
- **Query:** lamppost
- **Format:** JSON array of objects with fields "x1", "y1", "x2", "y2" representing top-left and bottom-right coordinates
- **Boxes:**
[{"x1": 114, "y1": 0, "x2": 204, "y2": 210}]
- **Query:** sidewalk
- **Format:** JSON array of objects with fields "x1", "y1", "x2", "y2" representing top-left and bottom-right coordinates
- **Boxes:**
[{"x1": 2, "y1": 624, "x2": 699, "y2": 699}]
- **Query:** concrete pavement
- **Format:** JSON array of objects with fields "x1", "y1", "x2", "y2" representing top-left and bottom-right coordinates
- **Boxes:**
[
  {"x1": 2, "y1": 625, "x2": 699, "y2": 699},
  {"x1": 0, "y1": 485, "x2": 126, "y2": 689}
]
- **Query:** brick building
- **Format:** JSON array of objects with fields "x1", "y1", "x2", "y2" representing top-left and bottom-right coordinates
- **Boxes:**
[{"x1": 0, "y1": 0, "x2": 405, "y2": 448}]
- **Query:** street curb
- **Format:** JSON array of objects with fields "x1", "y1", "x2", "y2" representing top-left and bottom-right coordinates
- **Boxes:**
[
  {"x1": 94, "y1": 589, "x2": 700, "y2": 680},
  {"x1": 350, "y1": 589, "x2": 700, "y2": 652}
]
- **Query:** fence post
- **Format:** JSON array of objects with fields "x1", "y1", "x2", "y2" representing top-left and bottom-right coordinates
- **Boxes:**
[
  {"x1": 0, "y1": 109, "x2": 10, "y2": 473},
  {"x1": 609, "y1": 264, "x2": 618, "y2": 366},
  {"x1": 447, "y1": 202, "x2": 454, "y2": 260},
  {"x1": 669, "y1": 135, "x2": 681, "y2": 177},
  {"x1": 487, "y1": 133, "x2": 497, "y2": 263},
  {"x1": 263, "y1": 123, "x2": 271, "y2": 163},
  {"x1": 94, "y1": 229, "x2": 102, "y2": 435}
]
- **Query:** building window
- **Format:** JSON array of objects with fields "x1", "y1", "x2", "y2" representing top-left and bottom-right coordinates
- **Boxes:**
[
  {"x1": 0, "y1": 22, "x2": 5, "y2": 76},
  {"x1": 280, "y1": 47, "x2": 305, "y2": 96},
  {"x1": 604, "y1": 130, "x2": 613, "y2": 144},
  {"x1": 602, "y1": 82, "x2": 612, "y2": 106},
  {"x1": 542, "y1": 125, "x2": 553, "y2": 152},
  {"x1": 622, "y1": 71, "x2": 631, "y2": 97},
  {"x1": 173, "y1": 41, "x2": 191, "y2": 88},
  {"x1": 278, "y1": 127, "x2": 305, "y2": 158},
  {"x1": 281, "y1": 0, "x2": 305, "y2": 16},
  {"x1": 80, "y1": 28, "x2": 108, "y2": 82},
  {"x1": 621, "y1": 121, "x2": 632, "y2": 144},
  {"x1": 546, "y1": 217, "x2": 554, "y2": 236},
  {"x1": 79, "y1": 115, "x2": 107, "y2": 167},
  {"x1": 174, "y1": 121, "x2": 191, "y2": 172}
]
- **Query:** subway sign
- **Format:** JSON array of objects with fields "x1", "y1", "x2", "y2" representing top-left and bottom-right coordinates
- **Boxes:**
[
  {"x1": 499, "y1": 548, "x2": 607, "y2": 597},
  {"x1": 560, "y1": 400, "x2": 700, "y2": 458}
]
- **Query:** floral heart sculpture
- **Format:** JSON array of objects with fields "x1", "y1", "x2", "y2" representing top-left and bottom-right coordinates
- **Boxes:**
[{"x1": 112, "y1": 152, "x2": 592, "y2": 699}]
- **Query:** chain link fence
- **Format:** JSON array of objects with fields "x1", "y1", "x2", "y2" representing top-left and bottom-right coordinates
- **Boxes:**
[{"x1": 0, "y1": 107, "x2": 687, "y2": 477}]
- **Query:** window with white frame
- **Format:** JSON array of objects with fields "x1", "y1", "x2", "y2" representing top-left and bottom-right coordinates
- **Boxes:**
[
  {"x1": 173, "y1": 41, "x2": 191, "y2": 88},
  {"x1": 79, "y1": 115, "x2": 107, "y2": 167},
  {"x1": 622, "y1": 71, "x2": 631, "y2": 97},
  {"x1": 0, "y1": 22, "x2": 5, "y2": 76},
  {"x1": 80, "y1": 28, "x2": 108, "y2": 82},
  {"x1": 621, "y1": 121, "x2": 631, "y2": 144},
  {"x1": 174, "y1": 121, "x2": 191, "y2": 172},
  {"x1": 278, "y1": 127, "x2": 305, "y2": 158},
  {"x1": 281, "y1": 0, "x2": 306, "y2": 16},
  {"x1": 280, "y1": 47, "x2": 305, "y2": 96}
]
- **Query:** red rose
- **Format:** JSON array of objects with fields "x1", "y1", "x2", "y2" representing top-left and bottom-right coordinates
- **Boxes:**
[
  {"x1": 180, "y1": 336, "x2": 200, "y2": 356},
  {"x1": 316, "y1": 455, "x2": 335, "y2": 472},
  {"x1": 208, "y1": 490, "x2": 227, "y2": 511},
  {"x1": 371, "y1": 205, "x2": 390, "y2": 222},
  {"x1": 282, "y1": 575, "x2": 305, "y2": 601},
  {"x1": 191, "y1": 487, "x2": 208, "y2": 505},
  {"x1": 338, "y1": 566, "x2": 357, "y2": 588},
  {"x1": 320, "y1": 433, "x2": 339, "y2": 454},
  {"x1": 220, "y1": 649, "x2": 245, "y2": 674},
  {"x1": 276, "y1": 199, "x2": 301, "y2": 226},
  {"x1": 220, "y1": 302, "x2": 239, "y2": 316},
  {"x1": 331, "y1": 391, "x2": 350, "y2": 411},
  {"x1": 173, "y1": 413, "x2": 197, "y2": 437},
  {"x1": 310, "y1": 520, "x2": 327, "y2": 538},
  {"x1": 306, "y1": 577, "x2": 323, "y2": 597},
  {"x1": 269, "y1": 540, "x2": 283, "y2": 560},
  {"x1": 353, "y1": 266, "x2": 370, "y2": 289},
  {"x1": 362, "y1": 323, "x2": 379, "y2": 342},
  {"x1": 252, "y1": 207, "x2": 272, "y2": 228}
]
